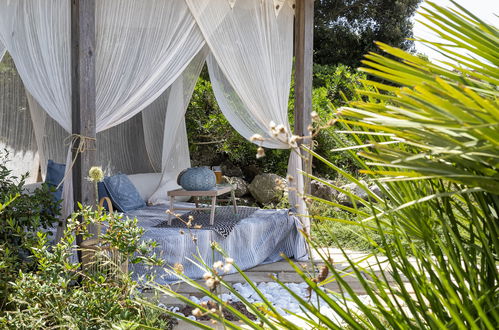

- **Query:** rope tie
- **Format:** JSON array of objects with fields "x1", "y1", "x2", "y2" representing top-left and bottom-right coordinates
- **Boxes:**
[{"x1": 56, "y1": 134, "x2": 96, "y2": 190}]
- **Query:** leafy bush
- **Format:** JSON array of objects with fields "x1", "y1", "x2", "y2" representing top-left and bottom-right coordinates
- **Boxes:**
[
  {"x1": 1, "y1": 206, "x2": 171, "y2": 329},
  {"x1": 186, "y1": 64, "x2": 364, "y2": 179},
  {"x1": 186, "y1": 70, "x2": 291, "y2": 177},
  {"x1": 309, "y1": 203, "x2": 386, "y2": 251},
  {"x1": 0, "y1": 150, "x2": 60, "y2": 309}
]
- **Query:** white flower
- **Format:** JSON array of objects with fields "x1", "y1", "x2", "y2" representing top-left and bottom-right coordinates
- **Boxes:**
[
  {"x1": 223, "y1": 263, "x2": 233, "y2": 273},
  {"x1": 250, "y1": 134, "x2": 265, "y2": 142},
  {"x1": 256, "y1": 147, "x2": 265, "y2": 159},
  {"x1": 276, "y1": 124, "x2": 286, "y2": 134},
  {"x1": 205, "y1": 278, "x2": 218, "y2": 290},
  {"x1": 289, "y1": 135, "x2": 300, "y2": 148},
  {"x1": 173, "y1": 263, "x2": 184, "y2": 274},
  {"x1": 88, "y1": 166, "x2": 104, "y2": 183},
  {"x1": 192, "y1": 308, "x2": 203, "y2": 317},
  {"x1": 213, "y1": 261, "x2": 224, "y2": 270}
]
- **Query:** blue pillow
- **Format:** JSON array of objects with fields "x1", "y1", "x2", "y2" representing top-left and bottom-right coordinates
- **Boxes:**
[
  {"x1": 45, "y1": 160, "x2": 66, "y2": 202},
  {"x1": 103, "y1": 174, "x2": 145, "y2": 212}
]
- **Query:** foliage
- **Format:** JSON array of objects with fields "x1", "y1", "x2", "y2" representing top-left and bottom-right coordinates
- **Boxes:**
[
  {"x1": 314, "y1": 0, "x2": 422, "y2": 67},
  {"x1": 80, "y1": 206, "x2": 163, "y2": 266},
  {"x1": 310, "y1": 203, "x2": 388, "y2": 251},
  {"x1": 0, "y1": 150, "x2": 60, "y2": 310},
  {"x1": 186, "y1": 70, "x2": 291, "y2": 177},
  {"x1": 142, "y1": 2, "x2": 498, "y2": 328},
  {"x1": 306, "y1": 0, "x2": 498, "y2": 326},
  {"x1": 309, "y1": 64, "x2": 370, "y2": 178},
  {"x1": 186, "y1": 64, "x2": 365, "y2": 179},
  {"x1": 0, "y1": 206, "x2": 171, "y2": 329}
]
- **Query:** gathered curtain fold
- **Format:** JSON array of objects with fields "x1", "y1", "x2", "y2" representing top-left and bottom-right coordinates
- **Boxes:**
[
  {"x1": 187, "y1": 0, "x2": 294, "y2": 149},
  {"x1": 186, "y1": 0, "x2": 308, "y2": 231},
  {"x1": 145, "y1": 47, "x2": 208, "y2": 205}
]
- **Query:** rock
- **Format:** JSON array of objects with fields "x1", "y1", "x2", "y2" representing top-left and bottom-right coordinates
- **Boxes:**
[
  {"x1": 310, "y1": 179, "x2": 338, "y2": 202},
  {"x1": 221, "y1": 160, "x2": 243, "y2": 177},
  {"x1": 336, "y1": 180, "x2": 369, "y2": 206},
  {"x1": 242, "y1": 164, "x2": 261, "y2": 182},
  {"x1": 248, "y1": 173, "x2": 287, "y2": 204},
  {"x1": 221, "y1": 176, "x2": 249, "y2": 197}
]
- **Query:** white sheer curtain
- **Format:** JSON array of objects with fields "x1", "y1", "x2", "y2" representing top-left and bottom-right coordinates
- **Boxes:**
[
  {"x1": 147, "y1": 48, "x2": 208, "y2": 205},
  {"x1": 95, "y1": 0, "x2": 205, "y2": 131},
  {"x1": 187, "y1": 0, "x2": 293, "y2": 148},
  {"x1": 187, "y1": 0, "x2": 308, "y2": 228},
  {"x1": 0, "y1": 54, "x2": 39, "y2": 183},
  {"x1": 0, "y1": 0, "x2": 205, "y2": 224}
]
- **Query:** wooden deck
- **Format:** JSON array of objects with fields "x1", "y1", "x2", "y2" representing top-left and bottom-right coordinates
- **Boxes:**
[{"x1": 143, "y1": 248, "x2": 415, "y2": 308}]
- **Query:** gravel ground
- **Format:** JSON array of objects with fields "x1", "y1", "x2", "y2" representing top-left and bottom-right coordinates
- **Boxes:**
[{"x1": 164, "y1": 281, "x2": 372, "y2": 327}]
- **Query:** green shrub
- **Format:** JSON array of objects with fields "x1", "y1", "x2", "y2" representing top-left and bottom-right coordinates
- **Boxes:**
[
  {"x1": 1, "y1": 206, "x2": 171, "y2": 329},
  {"x1": 186, "y1": 71, "x2": 291, "y2": 177},
  {"x1": 0, "y1": 150, "x2": 60, "y2": 310}
]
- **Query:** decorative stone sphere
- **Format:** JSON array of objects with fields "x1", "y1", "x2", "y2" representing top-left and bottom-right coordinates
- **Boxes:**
[{"x1": 178, "y1": 167, "x2": 216, "y2": 191}]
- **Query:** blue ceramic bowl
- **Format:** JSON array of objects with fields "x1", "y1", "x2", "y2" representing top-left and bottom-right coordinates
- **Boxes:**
[{"x1": 178, "y1": 167, "x2": 216, "y2": 191}]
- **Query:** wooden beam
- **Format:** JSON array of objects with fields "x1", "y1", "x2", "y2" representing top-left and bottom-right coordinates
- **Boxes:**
[
  {"x1": 71, "y1": 0, "x2": 96, "y2": 243},
  {"x1": 294, "y1": 0, "x2": 314, "y2": 194}
]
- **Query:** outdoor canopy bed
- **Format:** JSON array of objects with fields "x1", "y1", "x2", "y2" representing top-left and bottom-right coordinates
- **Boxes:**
[{"x1": 0, "y1": 0, "x2": 314, "y2": 281}]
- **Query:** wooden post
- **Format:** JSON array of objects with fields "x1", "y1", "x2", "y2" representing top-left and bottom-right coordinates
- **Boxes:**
[
  {"x1": 294, "y1": 0, "x2": 314, "y2": 233},
  {"x1": 294, "y1": 0, "x2": 314, "y2": 188},
  {"x1": 71, "y1": 0, "x2": 97, "y2": 251}
]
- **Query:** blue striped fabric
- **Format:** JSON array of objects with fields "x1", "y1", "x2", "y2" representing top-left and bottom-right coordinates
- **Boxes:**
[{"x1": 126, "y1": 203, "x2": 308, "y2": 284}]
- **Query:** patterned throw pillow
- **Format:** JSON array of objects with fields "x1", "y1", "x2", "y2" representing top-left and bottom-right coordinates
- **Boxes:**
[
  {"x1": 103, "y1": 174, "x2": 146, "y2": 212},
  {"x1": 45, "y1": 160, "x2": 66, "y2": 202}
]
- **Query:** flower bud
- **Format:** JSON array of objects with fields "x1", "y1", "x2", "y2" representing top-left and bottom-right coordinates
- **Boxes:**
[
  {"x1": 256, "y1": 147, "x2": 265, "y2": 159},
  {"x1": 88, "y1": 166, "x2": 104, "y2": 183}
]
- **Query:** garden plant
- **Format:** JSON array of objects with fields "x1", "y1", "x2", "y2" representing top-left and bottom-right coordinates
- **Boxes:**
[
  {"x1": 141, "y1": 2, "x2": 499, "y2": 328},
  {"x1": 0, "y1": 164, "x2": 173, "y2": 329}
]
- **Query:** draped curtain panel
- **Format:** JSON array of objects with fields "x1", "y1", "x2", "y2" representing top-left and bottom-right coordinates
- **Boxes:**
[
  {"x1": 147, "y1": 47, "x2": 208, "y2": 205},
  {"x1": 0, "y1": 0, "x2": 308, "y2": 231},
  {"x1": 0, "y1": 0, "x2": 205, "y2": 133},
  {"x1": 0, "y1": 55, "x2": 38, "y2": 182},
  {"x1": 187, "y1": 0, "x2": 294, "y2": 149},
  {"x1": 0, "y1": 0, "x2": 205, "y2": 220},
  {"x1": 187, "y1": 0, "x2": 307, "y2": 226}
]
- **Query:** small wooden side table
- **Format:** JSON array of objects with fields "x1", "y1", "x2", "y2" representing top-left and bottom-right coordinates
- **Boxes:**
[{"x1": 167, "y1": 185, "x2": 237, "y2": 225}]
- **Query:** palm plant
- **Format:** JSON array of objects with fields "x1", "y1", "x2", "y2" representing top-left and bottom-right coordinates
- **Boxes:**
[{"x1": 143, "y1": 1, "x2": 498, "y2": 328}]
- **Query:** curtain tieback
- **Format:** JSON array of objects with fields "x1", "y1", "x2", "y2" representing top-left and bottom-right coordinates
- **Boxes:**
[
  {"x1": 55, "y1": 134, "x2": 96, "y2": 190},
  {"x1": 65, "y1": 134, "x2": 96, "y2": 153}
]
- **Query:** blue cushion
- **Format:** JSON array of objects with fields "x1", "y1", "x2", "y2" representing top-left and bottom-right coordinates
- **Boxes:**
[
  {"x1": 45, "y1": 160, "x2": 66, "y2": 201},
  {"x1": 103, "y1": 174, "x2": 145, "y2": 212}
]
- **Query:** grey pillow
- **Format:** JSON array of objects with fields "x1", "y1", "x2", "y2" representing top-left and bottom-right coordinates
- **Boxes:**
[{"x1": 103, "y1": 174, "x2": 146, "y2": 212}]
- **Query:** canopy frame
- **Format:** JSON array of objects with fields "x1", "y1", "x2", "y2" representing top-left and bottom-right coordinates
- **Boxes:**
[{"x1": 70, "y1": 0, "x2": 314, "y2": 224}]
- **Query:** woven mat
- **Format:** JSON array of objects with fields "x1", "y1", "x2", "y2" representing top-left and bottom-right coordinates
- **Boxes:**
[{"x1": 155, "y1": 206, "x2": 259, "y2": 238}]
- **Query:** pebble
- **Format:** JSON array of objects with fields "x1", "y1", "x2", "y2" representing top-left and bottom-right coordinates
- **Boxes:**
[{"x1": 161, "y1": 281, "x2": 370, "y2": 326}]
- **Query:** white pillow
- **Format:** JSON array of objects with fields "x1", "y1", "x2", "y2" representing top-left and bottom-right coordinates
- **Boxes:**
[
  {"x1": 148, "y1": 173, "x2": 190, "y2": 205},
  {"x1": 127, "y1": 173, "x2": 162, "y2": 201}
]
